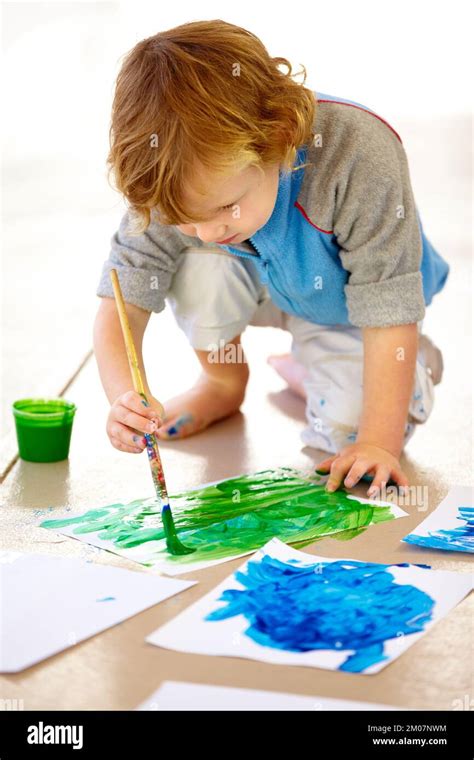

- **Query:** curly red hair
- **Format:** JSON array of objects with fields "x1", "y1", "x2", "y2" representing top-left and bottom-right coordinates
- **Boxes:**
[{"x1": 107, "y1": 19, "x2": 317, "y2": 232}]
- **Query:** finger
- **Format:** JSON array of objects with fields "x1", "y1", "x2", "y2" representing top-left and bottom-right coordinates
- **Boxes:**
[
  {"x1": 315, "y1": 456, "x2": 336, "y2": 472},
  {"x1": 141, "y1": 397, "x2": 165, "y2": 418},
  {"x1": 120, "y1": 391, "x2": 163, "y2": 422},
  {"x1": 110, "y1": 436, "x2": 144, "y2": 454},
  {"x1": 109, "y1": 422, "x2": 147, "y2": 449},
  {"x1": 326, "y1": 455, "x2": 357, "y2": 492},
  {"x1": 387, "y1": 465, "x2": 409, "y2": 490},
  {"x1": 130, "y1": 432, "x2": 148, "y2": 450},
  {"x1": 113, "y1": 405, "x2": 159, "y2": 435},
  {"x1": 344, "y1": 460, "x2": 373, "y2": 489},
  {"x1": 367, "y1": 465, "x2": 392, "y2": 498}
]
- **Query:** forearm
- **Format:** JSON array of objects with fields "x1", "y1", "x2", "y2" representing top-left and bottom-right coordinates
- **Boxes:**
[
  {"x1": 93, "y1": 297, "x2": 152, "y2": 404},
  {"x1": 357, "y1": 323, "x2": 418, "y2": 458}
]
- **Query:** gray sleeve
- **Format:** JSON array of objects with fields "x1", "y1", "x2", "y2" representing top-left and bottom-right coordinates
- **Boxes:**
[
  {"x1": 333, "y1": 122, "x2": 426, "y2": 328},
  {"x1": 96, "y1": 211, "x2": 185, "y2": 312}
]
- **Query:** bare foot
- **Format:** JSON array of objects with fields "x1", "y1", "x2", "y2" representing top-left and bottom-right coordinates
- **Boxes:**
[
  {"x1": 267, "y1": 353, "x2": 309, "y2": 400},
  {"x1": 155, "y1": 374, "x2": 246, "y2": 440}
]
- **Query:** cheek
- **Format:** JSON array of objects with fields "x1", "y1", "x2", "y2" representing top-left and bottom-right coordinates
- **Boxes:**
[
  {"x1": 177, "y1": 224, "x2": 195, "y2": 235},
  {"x1": 253, "y1": 177, "x2": 279, "y2": 224},
  {"x1": 255, "y1": 191, "x2": 277, "y2": 225}
]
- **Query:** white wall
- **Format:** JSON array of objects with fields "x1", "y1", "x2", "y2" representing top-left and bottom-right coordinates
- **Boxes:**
[
  {"x1": 3, "y1": 0, "x2": 472, "y2": 171},
  {"x1": 115, "y1": 0, "x2": 472, "y2": 119}
]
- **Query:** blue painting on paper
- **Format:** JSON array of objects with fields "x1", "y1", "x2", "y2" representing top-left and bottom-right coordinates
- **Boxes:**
[
  {"x1": 404, "y1": 507, "x2": 474, "y2": 554},
  {"x1": 205, "y1": 554, "x2": 435, "y2": 673}
]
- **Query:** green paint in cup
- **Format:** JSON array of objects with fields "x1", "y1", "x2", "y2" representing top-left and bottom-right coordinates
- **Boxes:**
[{"x1": 12, "y1": 398, "x2": 77, "y2": 462}]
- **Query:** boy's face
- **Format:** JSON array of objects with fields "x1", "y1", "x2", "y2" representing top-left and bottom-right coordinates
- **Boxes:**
[{"x1": 176, "y1": 162, "x2": 280, "y2": 245}]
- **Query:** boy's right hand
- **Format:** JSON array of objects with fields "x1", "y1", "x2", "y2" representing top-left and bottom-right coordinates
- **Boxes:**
[{"x1": 106, "y1": 391, "x2": 164, "y2": 453}]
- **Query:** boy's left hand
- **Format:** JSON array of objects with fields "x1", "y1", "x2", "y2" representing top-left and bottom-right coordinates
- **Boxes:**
[{"x1": 317, "y1": 442, "x2": 409, "y2": 497}]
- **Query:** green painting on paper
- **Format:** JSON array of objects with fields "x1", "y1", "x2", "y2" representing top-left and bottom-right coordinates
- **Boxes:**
[{"x1": 40, "y1": 468, "x2": 406, "y2": 574}]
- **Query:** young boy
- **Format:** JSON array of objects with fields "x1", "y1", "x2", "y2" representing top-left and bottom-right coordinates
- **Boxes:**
[{"x1": 93, "y1": 20, "x2": 449, "y2": 497}]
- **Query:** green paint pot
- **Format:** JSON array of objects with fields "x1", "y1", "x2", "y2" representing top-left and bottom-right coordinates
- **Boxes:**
[{"x1": 12, "y1": 398, "x2": 76, "y2": 462}]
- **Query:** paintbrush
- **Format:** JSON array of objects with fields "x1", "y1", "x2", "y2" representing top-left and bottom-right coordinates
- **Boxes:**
[{"x1": 109, "y1": 269, "x2": 194, "y2": 555}]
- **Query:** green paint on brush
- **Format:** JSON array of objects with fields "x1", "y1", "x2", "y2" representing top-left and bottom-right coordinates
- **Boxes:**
[
  {"x1": 161, "y1": 504, "x2": 195, "y2": 555},
  {"x1": 41, "y1": 468, "x2": 396, "y2": 566}
]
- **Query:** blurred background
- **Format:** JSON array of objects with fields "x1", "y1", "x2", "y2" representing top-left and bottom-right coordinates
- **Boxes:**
[{"x1": 1, "y1": 0, "x2": 472, "y2": 488}]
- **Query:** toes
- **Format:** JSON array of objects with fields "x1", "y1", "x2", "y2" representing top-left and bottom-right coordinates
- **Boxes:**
[
  {"x1": 267, "y1": 353, "x2": 292, "y2": 367},
  {"x1": 156, "y1": 412, "x2": 196, "y2": 439}
]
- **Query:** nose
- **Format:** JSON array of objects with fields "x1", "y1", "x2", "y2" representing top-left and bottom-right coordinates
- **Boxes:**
[{"x1": 195, "y1": 224, "x2": 227, "y2": 244}]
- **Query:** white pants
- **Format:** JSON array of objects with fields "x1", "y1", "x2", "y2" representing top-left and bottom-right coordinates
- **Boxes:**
[{"x1": 166, "y1": 250, "x2": 443, "y2": 454}]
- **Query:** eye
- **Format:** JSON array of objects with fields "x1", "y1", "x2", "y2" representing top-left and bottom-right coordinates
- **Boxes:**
[{"x1": 221, "y1": 203, "x2": 235, "y2": 211}]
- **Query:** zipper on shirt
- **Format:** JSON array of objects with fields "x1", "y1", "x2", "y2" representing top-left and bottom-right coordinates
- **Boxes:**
[
  {"x1": 248, "y1": 236, "x2": 262, "y2": 255},
  {"x1": 249, "y1": 236, "x2": 269, "y2": 265},
  {"x1": 225, "y1": 240, "x2": 259, "y2": 261},
  {"x1": 224, "y1": 236, "x2": 269, "y2": 282},
  {"x1": 248, "y1": 236, "x2": 269, "y2": 284}
]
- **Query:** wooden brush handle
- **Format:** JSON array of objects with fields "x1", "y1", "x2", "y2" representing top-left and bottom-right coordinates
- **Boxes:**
[{"x1": 110, "y1": 269, "x2": 146, "y2": 397}]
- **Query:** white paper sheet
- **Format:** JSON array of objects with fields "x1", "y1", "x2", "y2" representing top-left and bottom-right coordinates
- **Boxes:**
[
  {"x1": 146, "y1": 538, "x2": 473, "y2": 675},
  {"x1": 402, "y1": 485, "x2": 474, "y2": 554},
  {"x1": 0, "y1": 550, "x2": 195, "y2": 672},
  {"x1": 138, "y1": 681, "x2": 404, "y2": 711},
  {"x1": 47, "y1": 522, "x2": 253, "y2": 577}
]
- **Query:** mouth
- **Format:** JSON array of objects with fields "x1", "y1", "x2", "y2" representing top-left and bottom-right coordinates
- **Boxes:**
[{"x1": 216, "y1": 233, "x2": 238, "y2": 244}]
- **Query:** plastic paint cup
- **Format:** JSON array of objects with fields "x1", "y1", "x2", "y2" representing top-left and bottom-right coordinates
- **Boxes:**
[{"x1": 12, "y1": 398, "x2": 77, "y2": 462}]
